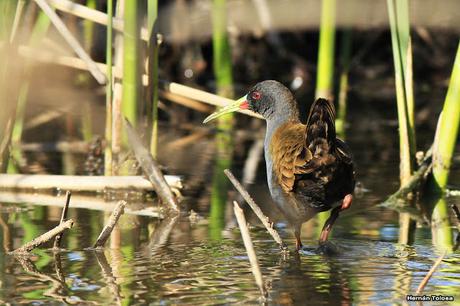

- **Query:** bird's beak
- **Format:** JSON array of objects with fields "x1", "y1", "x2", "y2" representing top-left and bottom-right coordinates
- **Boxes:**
[{"x1": 203, "y1": 95, "x2": 249, "y2": 123}]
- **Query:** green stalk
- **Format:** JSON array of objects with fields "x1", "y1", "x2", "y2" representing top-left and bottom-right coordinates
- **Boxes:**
[
  {"x1": 122, "y1": 0, "x2": 141, "y2": 129},
  {"x1": 431, "y1": 197, "x2": 454, "y2": 251},
  {"x1": 148, "y1": 0, "x2": 159, "y2": 158},
  {"x1": 387, "y1": 0, "x2": 416, "y2": 184},
  {"x1": 336, "y1": 30, "x2": 352, "y2": 138},
  {"x1": 315, "y1": 0, "x2": 336, "y2": 99},
  {"x1": 428, "y1": 42, "x2": 460, "y2": 251},
  {"x1": 104, "y1": 0, "x2": 113, "y2": 176},
  {"x1": 387, "y1": 0, "x2": 417, "y2": 245},
  {"x1": 431, "y1": 42, "x2": 460, "y2": 192},
  {"x1": 209, "y1": 0, "x2": 234, "y2": 240}
]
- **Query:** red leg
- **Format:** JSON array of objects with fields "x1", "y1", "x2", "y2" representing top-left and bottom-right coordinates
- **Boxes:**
[
  {"x1": 295, "y1": 227, "x2": 303, "y2": 251},
  {"x1": 319, "y1": 194, "x2": 353, "y2": 243}
]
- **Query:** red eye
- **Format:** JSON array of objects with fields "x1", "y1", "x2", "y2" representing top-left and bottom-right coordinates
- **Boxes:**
[{"x1": 251, "y1": 91, "x2": 261, "y2": 100}]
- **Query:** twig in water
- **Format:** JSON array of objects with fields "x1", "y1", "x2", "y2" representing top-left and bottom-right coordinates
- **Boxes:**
[
  {"x1": 233, "y1": 201, "x2": 267, "y2": 298},
  {"x1": 53, "y1": 191, "x2": 71, "y2": 249},
  {"x1": 224, "y1": 169, "x2": 286, "y2": 250},
  {"x1": 93, "y1": 200, "x2": 126, "y2": 248},
  {"x1": 10, "y1": 219, "x2": 74, "y2": 254},
  {"x1": 415, "y1": 250, "x2": 446, "y2": 294},
  {"x1": 124, "y1": 119, "x2": 180, "y2": 213}
]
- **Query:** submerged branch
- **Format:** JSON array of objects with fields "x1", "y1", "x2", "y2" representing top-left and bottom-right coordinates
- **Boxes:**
[
  {"x1": 125, "y1": 119, "x2": 180, "y2": 213},
  {"x1": 93, "y1": 200, "x2": 126, "y2": 248},
  {"x1": 10, "y1": 219, "x2": 74, "y2": 254},
  {"x1": 224, "y1": 169, "x2": 286, "y2": 249},
  {"x1": 380, "y1": 147, "x2": 432, "y2": 209},
  {"x1": 415, "y1": 250, "x2": 446, "y2": 294},
  {"x1": 53, "y1": 191, "x2": 72, "y2": 249}
]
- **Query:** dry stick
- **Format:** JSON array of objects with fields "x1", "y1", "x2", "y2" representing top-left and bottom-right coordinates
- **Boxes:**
[
  {"x1": 93, "y1": 200, "x2": 126, "y2": 248},
  {"x1": 17, "y1": 46, "x2": 262, "y2": 120},
  {"x1": 125, "y1": 119, "x2": 180, "y2": 213},
  {"x1": 0, "y1": 191, "x2": 162, "y2": 218},
  {"x1": 224, "y1": 169, "x2": 286, "y2": 249},
  {"x1": 53, "y1": 191, "x2": 71, "y2": 249},
  {"x1": 0, "y1": 174, "x2": 182, "y2": 191},
  {"x1": 416, "y1": 250, "x2": 446, "y2": 294},
  {"x1": 47, "y1": 0, "x2": 149, "y2": 41},
  {"x1": 233, "y1": 201, "x2": 267, "y2": 298},
  {"x1": 33, "y1": 0, "x2": 106, "y2": 84},
  {"x1": 10, "y1": 219, "x2": 74, "y2": 254}
]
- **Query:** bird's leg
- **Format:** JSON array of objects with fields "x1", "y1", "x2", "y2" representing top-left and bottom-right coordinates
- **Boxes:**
[
  {"x1": 319, "y1": 194, "x2": 353, "y2": 243},
  {"x1": 295, "y1": 226, "x2": 303, "y2": 251}
]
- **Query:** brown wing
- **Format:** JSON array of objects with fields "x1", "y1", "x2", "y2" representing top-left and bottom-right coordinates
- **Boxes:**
[{"x1": 269, "y1": 122, "x2": 313, "y2": 192}]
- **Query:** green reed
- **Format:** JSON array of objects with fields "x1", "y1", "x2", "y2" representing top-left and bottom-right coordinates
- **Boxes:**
[
  {"x1": 209, "y1": 0, "x2": 235, "y2": 240},
  {"x1": 104, "y1": 0, "x2": 113, "y2": 176},
  {"x1": 387, "y1": 0, "x2": 417, "y2": 245},
  {"x1": 148, "y1": 0, "x2": 159, "y2": 157},
  {"x1": 122, "y1": 1, "x2": 141, "y2": 128},
  {"x1": 315, "y1": 0, "x2": 335, "y2": 100}
]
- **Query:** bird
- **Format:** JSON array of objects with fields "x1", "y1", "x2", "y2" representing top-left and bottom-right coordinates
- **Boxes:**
[{"x1": 204, "y1": 80, "x2": 355, "y2": 250}]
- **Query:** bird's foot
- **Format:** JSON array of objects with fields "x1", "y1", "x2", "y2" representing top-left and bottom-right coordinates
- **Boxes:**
[
  {"x1": 295, "y1": 236, "x2": 303, "y2": 251},
  {"x1": 317, "y1": 240, "x2": 340, "y2": 255},
  {"x1": 318, "y1": 194, "x2": 353, "y2": 243}
]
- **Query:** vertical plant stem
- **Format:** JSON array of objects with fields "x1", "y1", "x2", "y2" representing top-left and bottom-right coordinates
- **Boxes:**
[
  {"x1": 209, "y1": 0, "x2": 234, "y2": 240},
  {"x1": 122, "y1": 0, "x2": 140, "y2": 129},
  {"x1": 105, "y1": 0, "x2": 113, "y2": 176},
  {"x1": 387, "y1": 0, "x2": 416, "y2": 184},
  {"x1": 387, "y1": 0, "x2": 417, "y2": 244},
  {"x1": 431, "y1": 43, "x2": 460, "y2": 192},
  {"x1": 148, "y1": 0, "x2": 159, "y2": 158},
  {"x1": 428, "y1": 42, "x2": 460, "y2": 250},
  {"x1": 315, "y1": 0, "x2": 336, "y2": 99},
  {"x1": 336, "y1": 30, "x2": 352, "y2": 138},
  {"x1": 111, "y1": 0, "x2": 124, "y2": 175}
]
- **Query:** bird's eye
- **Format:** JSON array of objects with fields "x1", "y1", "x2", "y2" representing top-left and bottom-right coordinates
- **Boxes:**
[{"x1": 251, "y1": 91, "x2": 262, "y2": 100}]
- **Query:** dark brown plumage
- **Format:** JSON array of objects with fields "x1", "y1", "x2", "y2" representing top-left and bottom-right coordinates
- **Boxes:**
[
  {"x1": 204, "y1": 80, "x2": 355, "y2": 250},
  {"x1": 248, "y1": 81, "x2": 355, "y2": 250}
]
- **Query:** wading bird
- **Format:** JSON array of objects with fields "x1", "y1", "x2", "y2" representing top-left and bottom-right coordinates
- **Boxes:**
[{"x1": 204, "y1": 80, "x2": 355, "y2": 250}]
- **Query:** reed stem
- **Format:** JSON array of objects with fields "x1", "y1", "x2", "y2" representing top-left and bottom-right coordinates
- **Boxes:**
[
  {"x1": 148, "y1": 0, "x2": 159, "y2": 158},
  {"x1": 209, "y1": 0, "x2": 235, "y2": 239},
  {"x1": 431, "y1": 42, "x2": 460, "y2": 193},
  {"x1": 336, "y1": 30, "x2": 352, "y2": 138},
  {"x1": 105, "y1": 0, "x2": 113, "y2": 176},
  {"x1": 315, "y1": 0, "x2": 336, "y2": 100},
  {"x1": 121, "y1": 0, "x2": 140, "y2": 128}
]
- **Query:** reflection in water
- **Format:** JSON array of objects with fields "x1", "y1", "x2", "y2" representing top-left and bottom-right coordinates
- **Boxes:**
[
  {"x1": 0, "y1": 210, "x2": 459, "y2": 304},
  {"x1": 0, "y1": 116, "x2": 459, "y2": 304}
]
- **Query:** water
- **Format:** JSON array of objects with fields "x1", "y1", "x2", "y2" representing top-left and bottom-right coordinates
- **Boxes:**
[{"x1": 0, "y1": 118, "x2": 459, "y2": 305}]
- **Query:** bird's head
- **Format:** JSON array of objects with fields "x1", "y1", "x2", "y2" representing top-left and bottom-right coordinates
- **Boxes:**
[{"x1": 203, "y1": 80, "x2": 297, "y2": 123}]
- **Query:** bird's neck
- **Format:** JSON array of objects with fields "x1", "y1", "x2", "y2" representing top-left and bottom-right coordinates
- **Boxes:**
[
  {"x1": 265, "y1": 107, "x2": 300, "y2": 141},
  {"x1": 263, "y1": 108, "x2": 300, "y2": 194}
]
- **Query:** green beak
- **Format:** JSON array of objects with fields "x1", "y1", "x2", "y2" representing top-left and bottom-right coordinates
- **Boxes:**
[{"x1": 203, "y1": 95, "x2": 248, "y2": 123}]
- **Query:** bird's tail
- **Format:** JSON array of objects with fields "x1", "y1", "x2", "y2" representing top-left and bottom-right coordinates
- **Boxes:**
[{"x1": 305, "y1": 98, "x2": 336, "y2": 147}]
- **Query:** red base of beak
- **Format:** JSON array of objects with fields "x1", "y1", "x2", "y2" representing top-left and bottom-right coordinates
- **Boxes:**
[{"x1": 240, "y1": 101, "x2": 249, "y2": 110}]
